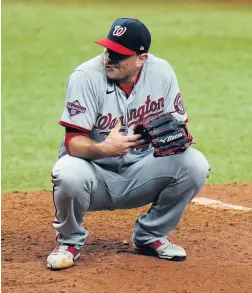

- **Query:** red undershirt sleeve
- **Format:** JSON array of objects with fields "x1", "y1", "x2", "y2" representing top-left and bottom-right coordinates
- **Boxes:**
[{"x1": 64, "y1": 126, "x2": 90, "y2": 155}]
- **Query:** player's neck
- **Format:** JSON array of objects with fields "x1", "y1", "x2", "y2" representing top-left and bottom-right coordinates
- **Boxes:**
[{"x1": 117, "y1": 67, "x2": 141, "y2": 87}]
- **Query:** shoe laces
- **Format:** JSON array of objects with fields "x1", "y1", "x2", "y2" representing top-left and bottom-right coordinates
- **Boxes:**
[
  {"x1": 159, "y1": 237, "x2": 172, "y2": 247},
  {"x1": 53, "y1": 244, "x2": 71, "y2": 254}
]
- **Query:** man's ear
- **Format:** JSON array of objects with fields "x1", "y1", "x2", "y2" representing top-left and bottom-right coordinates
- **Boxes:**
[{"x1": 137, "y1": 53, "x2": 148, "y2": 67}]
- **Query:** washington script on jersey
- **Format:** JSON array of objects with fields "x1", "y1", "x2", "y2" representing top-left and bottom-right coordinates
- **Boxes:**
[{"x1": 95, "y1": 95, "x2": 164, "y2": 134}]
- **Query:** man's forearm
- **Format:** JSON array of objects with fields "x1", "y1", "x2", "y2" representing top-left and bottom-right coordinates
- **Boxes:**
[
  {"x1": 68, "y1": 136, "x2": 107, "y2": 160},
  {"x1": 67, "y1": 121, "x2": 143, "y2": 159}
]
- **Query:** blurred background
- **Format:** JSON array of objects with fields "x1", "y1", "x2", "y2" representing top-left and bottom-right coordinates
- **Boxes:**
[{"x1": 2, "y1": 0, "x2": 252, "y2": 192}]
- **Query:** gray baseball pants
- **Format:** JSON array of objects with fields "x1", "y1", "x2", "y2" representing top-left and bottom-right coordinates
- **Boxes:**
[{"x1": 51, "y1": 147, "x2": 209, "y2": 247}]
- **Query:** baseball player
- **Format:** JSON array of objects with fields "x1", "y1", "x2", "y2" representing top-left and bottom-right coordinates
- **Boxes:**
[{"x1": 47, "y1": 17, "x2": 210, "y2": 270}]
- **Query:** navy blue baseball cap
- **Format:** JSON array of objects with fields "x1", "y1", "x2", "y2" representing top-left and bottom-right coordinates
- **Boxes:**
[{"x1": 95, "y1": 17, "x2": 151, "y2": 55}]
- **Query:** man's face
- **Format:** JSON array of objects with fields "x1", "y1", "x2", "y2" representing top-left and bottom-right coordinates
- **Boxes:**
[{"x1": 104, "y1": 48, "x2": 141, "y2": 81}]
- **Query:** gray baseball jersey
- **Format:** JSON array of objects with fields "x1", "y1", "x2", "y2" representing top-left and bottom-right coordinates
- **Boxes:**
[{"x1": 58, "y1": 53, "x2": 187, "y2": 167}]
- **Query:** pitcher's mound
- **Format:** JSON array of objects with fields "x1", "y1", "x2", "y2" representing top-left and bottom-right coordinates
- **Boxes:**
[{"x1": 2, "y1": 183, "x2": 252, "y2": 293}]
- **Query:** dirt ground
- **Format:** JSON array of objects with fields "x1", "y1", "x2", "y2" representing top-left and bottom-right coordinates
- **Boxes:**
[{"x1": 2, "y1": 183, "x2": 252, "y2": 293}]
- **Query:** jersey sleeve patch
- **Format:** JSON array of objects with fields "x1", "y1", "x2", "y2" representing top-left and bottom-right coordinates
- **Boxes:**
[
  {"x1": 174, "y1": 93, "x2": 185, "y2": 115},
  {"x1": 67, "y1": 100, "x2": 86, "y2": 117}
]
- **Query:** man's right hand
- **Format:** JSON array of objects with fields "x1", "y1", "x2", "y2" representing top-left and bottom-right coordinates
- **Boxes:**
[{"x1": 101, "y1": 119, "x2": 146, "y2": 157}]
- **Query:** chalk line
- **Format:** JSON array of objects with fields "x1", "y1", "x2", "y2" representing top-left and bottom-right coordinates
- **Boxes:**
[{"x1": 192, "y1": 197, "x2": 252, "y2": 212}]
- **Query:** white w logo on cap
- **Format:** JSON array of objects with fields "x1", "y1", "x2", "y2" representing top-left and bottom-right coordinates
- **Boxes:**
[{"x1": 113, "y1": 26, "x2": 127, "y2": 37}]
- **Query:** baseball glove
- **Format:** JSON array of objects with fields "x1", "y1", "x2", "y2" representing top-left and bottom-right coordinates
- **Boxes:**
[{"x1": 134, "y1": 113, "x2": 193, "y2": 157}]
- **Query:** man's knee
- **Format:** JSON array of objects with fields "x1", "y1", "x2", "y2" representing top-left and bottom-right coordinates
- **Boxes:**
[
  {"x1": 183, "y1": 148, "x2": 209, "y2": 191},
  {"x1": 52, "y1": 155, "x2": 96, "y2": 198}
]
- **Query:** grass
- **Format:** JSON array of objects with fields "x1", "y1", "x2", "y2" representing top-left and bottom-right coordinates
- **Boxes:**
[{"x1": 2, "y1": 0, "x2": 252, "y2": 192}]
